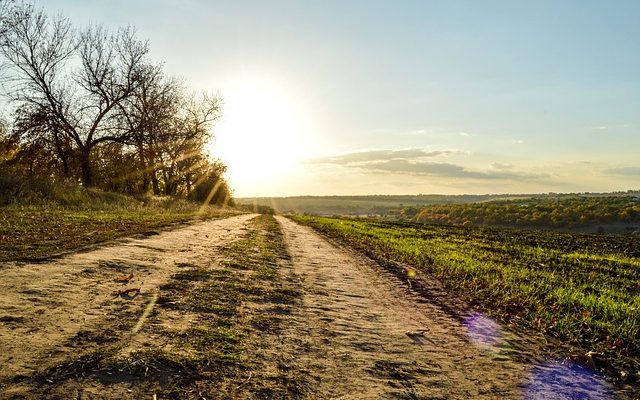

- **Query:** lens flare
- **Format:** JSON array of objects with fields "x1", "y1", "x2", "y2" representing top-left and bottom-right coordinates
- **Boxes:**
[
  {"x1": 463, "y1": 312, "x2": 503, "y2": 348},
  {"x1": 522, "y1": 360, "x2": 614, "y2": 399}
]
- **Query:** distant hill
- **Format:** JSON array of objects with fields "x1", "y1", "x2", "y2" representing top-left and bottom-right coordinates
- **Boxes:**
[{"x1": 236, "y1": 191, "x2": 640, "y2": 217}]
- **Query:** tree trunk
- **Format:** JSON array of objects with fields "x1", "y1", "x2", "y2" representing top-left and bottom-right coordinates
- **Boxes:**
[
  {"x1": 137, "y1": 141, "x2": 149, "y2": 192},
  {"x1": 151, "y1": 172, "x2": 160, "y2": 195},
  {"x1": 185, "y1": 174, "x2": 192, "y2": 194},
  {"x1": 148, "y1": 146, "x2": 161, "y2": 195},
  {"x1": 61, "y1": 156, "x2": 70, "y2": 178},
  {"x1": 80, "y1": 146, "x2": 93, "y2": 187},
  {"x1": 52, "y1": 133, "x2": 71, "y2": 178}
]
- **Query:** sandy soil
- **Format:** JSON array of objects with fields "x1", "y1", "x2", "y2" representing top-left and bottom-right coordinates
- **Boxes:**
[
  {"x1": 0, "y1": 214, "x2": 254, "y2": 393},
  {"x1": 0, "y1": 214, "x2": 628, "y2": 399}
]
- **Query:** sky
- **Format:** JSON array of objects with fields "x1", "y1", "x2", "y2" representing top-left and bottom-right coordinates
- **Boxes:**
[{"x1": 37, "y1": 0, "x2": 640, "y2": 197}]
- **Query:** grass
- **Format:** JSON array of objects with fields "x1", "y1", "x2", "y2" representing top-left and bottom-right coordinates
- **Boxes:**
[
  {"x1": 292, "y1": 215, "x2": 640, "y2": 373},
  {"x1": 29, "y1": 215, "x2": 304, "y2": 398},
  {"x1": 0, "y1": 202, "x2": 240, "y2": 262},
  {"x1": 148, "y1": 215, "x2": 303, "y2": 397}
]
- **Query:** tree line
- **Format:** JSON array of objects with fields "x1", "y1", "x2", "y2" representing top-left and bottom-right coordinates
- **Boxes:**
[
  {"x1": 0, "y1": 1, "x2": 232, "y2": 205},
  {"x1": 413, "y1": 196, "x2": 640, "y2": 229}
]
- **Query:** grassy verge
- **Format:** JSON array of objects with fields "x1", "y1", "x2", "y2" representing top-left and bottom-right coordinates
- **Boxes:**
[
  {"x1": 291, "y1": 215, "x2": 640, "y2": 374},
  {"x1": 0, "y1": 203, "x2": 240, "y2": 262},
  {"x1": 30, "y1": 215, "x2": 304, "y2": 399}
]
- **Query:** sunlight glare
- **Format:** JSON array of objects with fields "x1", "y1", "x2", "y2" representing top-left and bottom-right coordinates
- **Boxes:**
[{"x1": 208, "y1": 78, "x2": 312, "y2": 196}]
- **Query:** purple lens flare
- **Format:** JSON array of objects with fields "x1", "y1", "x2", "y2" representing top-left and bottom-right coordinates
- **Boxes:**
[
  {"x1": 463, "y1": 311, "x2": 503, "y2": 348},
  {"x1": 522, "y1": 359, "x2": 614, "y2": 399}
]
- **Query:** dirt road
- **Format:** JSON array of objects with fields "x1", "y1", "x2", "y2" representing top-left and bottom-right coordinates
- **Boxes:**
[
  {"x1": 0, "y1": 214, "x2": 623, "y2": 399},
  {"x1": 0, "y1": 214, "x2": 254, "y2": 392}
]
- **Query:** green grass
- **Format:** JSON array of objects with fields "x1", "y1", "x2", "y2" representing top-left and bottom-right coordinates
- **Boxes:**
[
  {"x1": 292, "y1": 215, "x2": 640, "y2": 371},
  {"x1": 0, "y1": 204, "x2": 240, "y2": 262}
]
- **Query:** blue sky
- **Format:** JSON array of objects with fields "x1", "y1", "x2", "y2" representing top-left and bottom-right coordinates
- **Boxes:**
[{"x1": 38, "y1": 0, "x2": 640, "y2": 196}]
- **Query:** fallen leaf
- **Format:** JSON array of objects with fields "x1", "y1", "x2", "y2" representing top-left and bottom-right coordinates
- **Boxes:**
[{"x1": 114, "y1": 273, "x2": 134, "y2": 283}]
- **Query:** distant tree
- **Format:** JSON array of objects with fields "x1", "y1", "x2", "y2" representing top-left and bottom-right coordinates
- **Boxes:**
[
  {"x1": 163, "y1": 92, "x2": 221, "y2": 196},
  {"x1": 0, "y1": 3, "x2": 149, "y2": 186}
]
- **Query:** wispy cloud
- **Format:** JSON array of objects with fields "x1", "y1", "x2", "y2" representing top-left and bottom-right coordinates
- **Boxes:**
[
  {"x1": 357, "y1": 160, "x2": 547, "y2": 180},
  {"x1": 309, "y1": 148, "x2": 547, "y2": 181},
  {"x1": 491, "y1": 162, "x2": 513, "y2": 170},
  {"x1": 511, "y1": 139, "x2": 525, "y2": 145},
  {"x1": 308, "y1": 148, "x2": 456, "y2": 165},
  {"x1": 603, "y1": 166, "x2": 640, "y2": 177},
  {"x1": 590, "y1": 124, "x2": 633, "y2": 132}
]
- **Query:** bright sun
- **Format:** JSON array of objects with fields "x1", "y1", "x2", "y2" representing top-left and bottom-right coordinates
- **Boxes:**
[{"x1": 207, "y1": 78, "x2": 311, "y2": 197}]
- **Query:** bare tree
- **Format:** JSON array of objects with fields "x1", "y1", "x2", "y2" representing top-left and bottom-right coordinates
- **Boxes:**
[
  {"x1": 13, "y1": 104, "x2": 75, "y2": 177},
  {"x1": 116, "y1": 63, "x2": 182, "y2": 193},
  {"x1": 0, "y1": 3, "x2": 148, "y2": 186},
  {"x1": 0, "y1": 0, "x2": 12, "y2": 36},
  {"x1": 116, "y1": 66, "x2": 222, "y2": 196},
  {"x1": 157, "y1": 91, "x2": 221, "y2": 196},
  {"x1": 0, "y1": 3, "x2": 231, "y2": 202}
]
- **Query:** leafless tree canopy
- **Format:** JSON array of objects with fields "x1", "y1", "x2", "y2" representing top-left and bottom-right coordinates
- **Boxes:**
[
  {"x1": 0, "y1": 2, "x2": 232, "y2": 205},
  {"x1": 0, "y1": 4, "x2": 149, "y2": 185}
]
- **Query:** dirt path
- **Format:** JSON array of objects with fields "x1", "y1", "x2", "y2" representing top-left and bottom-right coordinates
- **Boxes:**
[
  {"x1": 0, "y1": 214, "x2": 254, "y2": 391},
  {"x1": 264, "y1": 216, "x2": 621, "y2": 400},
  {"x1": 0, "y1": 214, "x2": 625, "y2": 399}
]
